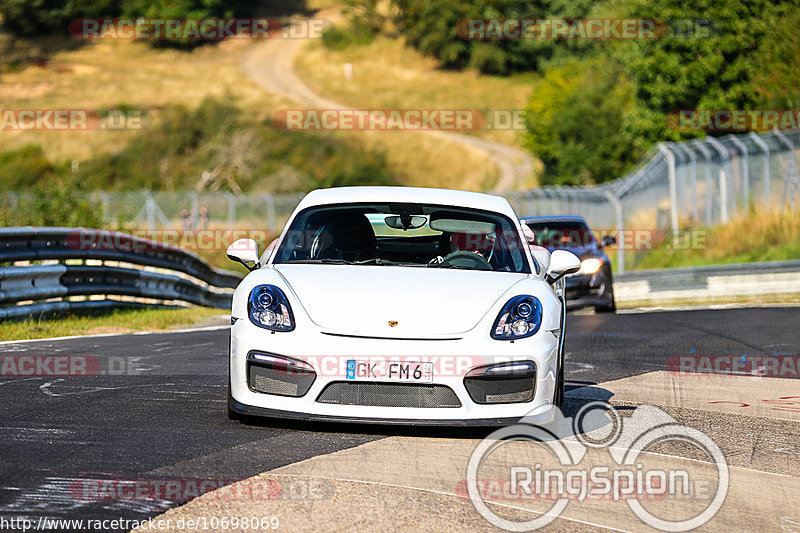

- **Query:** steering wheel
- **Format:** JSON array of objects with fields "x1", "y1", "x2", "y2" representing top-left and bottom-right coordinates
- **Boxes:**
[{"x1": 440, "y1": 250, "x2": 493, "y2": 270}]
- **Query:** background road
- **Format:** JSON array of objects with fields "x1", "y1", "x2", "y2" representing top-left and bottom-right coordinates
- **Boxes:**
[
  {"x1": 1, "y1": 307, "x2": 798, "y2": 530},
  {"x1": 241, "y1": 11, "x2": 534, "y2": 192}
]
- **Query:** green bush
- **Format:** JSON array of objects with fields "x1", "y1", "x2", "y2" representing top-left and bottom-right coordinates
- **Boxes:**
[
  {"x1": 0, "y1": 145, "x2": 55, "y2": 188},
  {"x1": 321, "y1": 21, "x2": 376, "y2": 50},
  {"x1": 0, "y1": 0, "x2": 122, "y2": 36},
  {"x1": 524, "y1": 59, "x2": 639, "y2": 186},
  {"x1": 0, "y1": 180, "x2": 104, "y2": 227}
]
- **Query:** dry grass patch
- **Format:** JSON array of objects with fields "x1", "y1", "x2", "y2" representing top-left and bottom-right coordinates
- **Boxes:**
[{"x1": 295, "y1": 36, "x2": 537, "y2": 150}]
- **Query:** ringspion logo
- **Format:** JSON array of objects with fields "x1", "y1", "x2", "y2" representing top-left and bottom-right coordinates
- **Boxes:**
[{"x1": 466, "y1": 403, "x2": 728, "y2": 531}]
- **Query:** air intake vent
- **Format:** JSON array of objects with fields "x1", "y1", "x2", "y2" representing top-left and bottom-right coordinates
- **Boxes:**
[
  {"x1": 317, "y1": 382, "x2": 461, "y2": 408},
  {"x1": 464, "y1": 375, "x2": 536, "y2": 404},
  {"x1": 248, "y1": 362, "x2": 315, "y2": 397}
]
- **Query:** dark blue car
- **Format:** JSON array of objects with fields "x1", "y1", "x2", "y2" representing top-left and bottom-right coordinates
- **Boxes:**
[{"x1": 521, "y1": 215, "x2": 616, "y2": 312}]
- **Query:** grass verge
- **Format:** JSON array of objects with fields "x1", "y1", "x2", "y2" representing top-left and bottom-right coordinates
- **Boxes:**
[
  {"x1": 625, "y1": 209, "x2": 800, "y2": 271},
  {"x1": 1, "y1": 306, "x2": 228, "y2": 342}
]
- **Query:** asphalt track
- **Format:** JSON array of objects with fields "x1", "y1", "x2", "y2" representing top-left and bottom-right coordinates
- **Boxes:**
[{"x1": 1, "y1": 306, "x2": 799, "y2": 531}]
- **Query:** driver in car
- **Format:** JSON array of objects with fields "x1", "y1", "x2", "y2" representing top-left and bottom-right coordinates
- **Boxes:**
[{"x1": 430, "y1": 230, "x2": 497, "y2": 268}]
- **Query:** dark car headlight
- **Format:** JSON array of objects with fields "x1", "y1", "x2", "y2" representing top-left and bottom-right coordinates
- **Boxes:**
[
  {"x1": 578, "y1": 258, "x2": 603, "y2": 275},
  {"x1": 491, "y1": 295, "x2": 542, "y2": 340},
  {"x1": 248, "y1": 285, "x2": 295, "y2": 331}
]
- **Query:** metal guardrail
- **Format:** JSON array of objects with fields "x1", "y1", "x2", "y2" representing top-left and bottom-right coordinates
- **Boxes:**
[
  {"x1": 0, "y1": 227, "x2": 243, "y2": 321},
  {"x1": 614, "y1": 260, "x2": 800, "y2": 305}
]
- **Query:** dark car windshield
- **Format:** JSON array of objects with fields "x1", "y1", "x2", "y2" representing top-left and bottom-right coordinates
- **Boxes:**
[
  {"x1": 274, "y1": 203, "x2": 532, "y2": 274},
  {"x1": 523, "y1": 220, "x2": 596, "y2": 249}
]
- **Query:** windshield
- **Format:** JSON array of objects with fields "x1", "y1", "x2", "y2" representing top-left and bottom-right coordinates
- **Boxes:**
[
  {"x1": 523, "y1": 220, "x2": 595, "y2": 249},
  {"x1": 275, "y1": 203, "x2": 532, "y2": 274}
]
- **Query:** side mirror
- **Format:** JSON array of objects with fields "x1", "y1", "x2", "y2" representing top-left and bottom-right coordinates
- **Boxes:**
[
  {"x1": 600, "y1": 234, "x2": 616, "y2": 248},
  {"x1": 547, "y1": 250, "x2": 580, "y2": 284},
  {"x1": 226, "y1": 238, "x2": 260, "y2": 271},
  {"x1": 529, "y1": 245, "x2": 551, "y2": 275}
]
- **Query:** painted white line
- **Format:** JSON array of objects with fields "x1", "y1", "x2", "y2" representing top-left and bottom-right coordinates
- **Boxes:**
[
  {"x1": 617, "y1": 302, "x2": 800, "y2": 314},
  {"x1": 0, "y1": 324, "x2": 229, "y2": 346}
]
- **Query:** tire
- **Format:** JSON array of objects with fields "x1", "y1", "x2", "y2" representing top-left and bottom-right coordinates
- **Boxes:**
[
  {"x1": 227, "y1": 335, "x2": 240, "y2": 421},
  {"x1": 596, "y1": 269, "x2": 616, "y2": 313},
  {"x1": 554, "y1": 360, "x2": 565, "y2": 407},
  {"x1": 227, "y1": 375, "x2": 240, "y2": 421},
  {"x1": 595, "y1": 300, "x2": 616, "y2": 313},
  {"x1": 554, "y1": 296, "x2": 566, "y2": 407}
]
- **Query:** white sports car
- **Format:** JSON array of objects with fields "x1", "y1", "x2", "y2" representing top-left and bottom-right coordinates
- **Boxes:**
[{"x1": 225, "y1": 186, "x2": 580, "y2": 425}]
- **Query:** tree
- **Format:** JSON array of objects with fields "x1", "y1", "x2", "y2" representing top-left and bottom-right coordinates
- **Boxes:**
[{"x1": 524, "y1": 58, "x2": 638, "y2": 185}]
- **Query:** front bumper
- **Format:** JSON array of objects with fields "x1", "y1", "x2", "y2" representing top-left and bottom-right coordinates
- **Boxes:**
[{"x1": 229, "y1": 319, "x2": 560, "y2": 425}]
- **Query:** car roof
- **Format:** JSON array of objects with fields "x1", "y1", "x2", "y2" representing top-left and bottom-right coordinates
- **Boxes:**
[{"x1": 295, "y1": 186, "x2": 517, "y2": 218}]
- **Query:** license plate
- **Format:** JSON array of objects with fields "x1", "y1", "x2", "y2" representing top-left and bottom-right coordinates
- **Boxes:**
[{"x1": 346, "y1": 359, "x2": 433, "y2": 383}]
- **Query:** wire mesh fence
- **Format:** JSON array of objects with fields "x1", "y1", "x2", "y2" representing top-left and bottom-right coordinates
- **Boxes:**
[
  {"x1": 505, "y1": 130, "x2": 800, "y2": 272},
  {"x1": 85, "y1": 190, "x2": 306, "y2": 234},
  {"x1": 3, "y1": 131, "x2": 797, "y2": 273}
]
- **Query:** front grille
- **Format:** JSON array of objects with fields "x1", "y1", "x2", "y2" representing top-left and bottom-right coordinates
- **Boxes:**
[
  {"x1": 248, "y1": 363, "x2": 315, "y2": 397},
  {"x1": 464, "y1": 375, "x2": 536, "y2": 404},
  {"x1": 316, "y1": 381, "x2": 461, "y2": 408}
]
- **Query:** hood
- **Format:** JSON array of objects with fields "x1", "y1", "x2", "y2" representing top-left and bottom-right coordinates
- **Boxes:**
[{"x1": 273, "y1": 264, "x2": 526, "y2": 338}]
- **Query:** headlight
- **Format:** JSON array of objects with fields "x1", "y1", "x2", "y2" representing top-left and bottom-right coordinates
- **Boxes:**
[
  {"x1": 248, "y1": 285, "x2": 295, "y2": 331},
  {"x1": 578, "y1": 258, "x2": 603, "y2": 275},
  {"x1": 491, "y1": 295, "x2": 542, "y2": 340}
]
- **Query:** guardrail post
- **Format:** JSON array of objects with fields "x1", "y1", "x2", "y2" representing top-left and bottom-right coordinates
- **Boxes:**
[
  {"x1": 225, "y1": 193, "x2": 237, "y2": 226},
  {"x1": 749, "y1": 132, "x2": 771, "y2": 210},
  {"x1": 674, "y1": 143, "x2": 698, "y2": 222},
  {"x1": 692, "y1": 140, "x2": 714, "y2": 225},
  {"x1": 263, "y1": 194, "x2": 276, "y2": 233},
  {"x1": 728, "y1": 135, "x2": 750, "y2": 209},
  {"x1": 604, "y1": 190, "x2": 624, "y2": 275},
  {"x1": 772, "y1": 129, "x2": 800, "y2": 210},
  {"x1": 658, "y1": 143, "x2": 680, "y2": 236},
  {"x1": 707, "y1": 137, "x2": 732, "y2": 223},
  {"x1": 136, "y1": 191, "x2": 170, "y2": 229}
]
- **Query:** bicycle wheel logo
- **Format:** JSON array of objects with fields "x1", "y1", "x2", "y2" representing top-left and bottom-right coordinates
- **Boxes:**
[{"x1": 465, "y1": 402, "x2": 729, "y2": 531}]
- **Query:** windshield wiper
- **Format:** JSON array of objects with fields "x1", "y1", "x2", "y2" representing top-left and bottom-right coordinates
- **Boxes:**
[
  {"x1": 286, "y1": 258, "x2": 356, "y2": 265},
  {"x1": 427, "y1": 262, "x2": 469, "y2": 269},
  {"x1": 285, "y1": 258, "x2": 398, "y2": 265}
]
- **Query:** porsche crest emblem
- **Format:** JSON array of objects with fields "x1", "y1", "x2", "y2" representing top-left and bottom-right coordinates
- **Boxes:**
[{"x1": 388, "y1": 320, "x2": 399, "y2": 327}]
